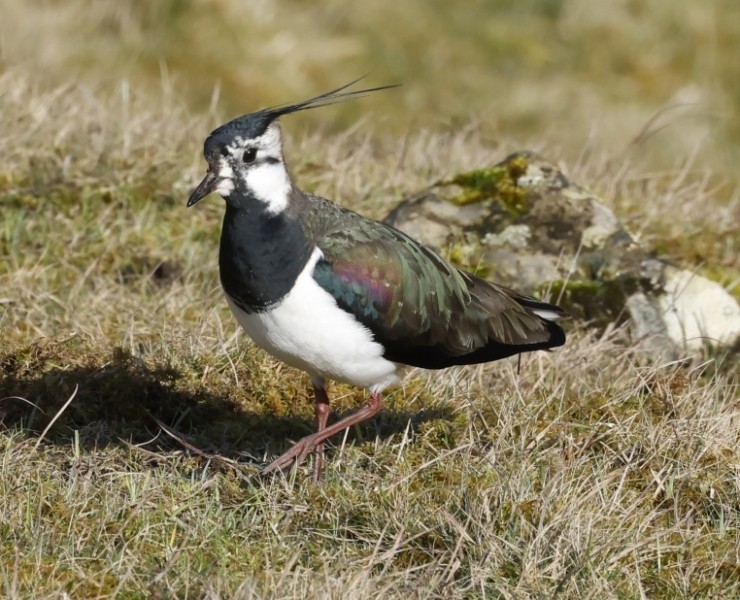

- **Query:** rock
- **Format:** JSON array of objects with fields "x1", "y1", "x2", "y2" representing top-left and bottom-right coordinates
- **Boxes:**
[
  {"x1": 657, "y1": 267, "x2": 740, "y2": 353},
  {"x1": 385, "y1": 151, "x2": 740, "y2": 360}
]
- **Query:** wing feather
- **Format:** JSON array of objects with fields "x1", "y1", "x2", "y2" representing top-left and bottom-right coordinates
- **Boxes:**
[{"x1": 300, "y1": 193, "x2": 565, "y2": 368}]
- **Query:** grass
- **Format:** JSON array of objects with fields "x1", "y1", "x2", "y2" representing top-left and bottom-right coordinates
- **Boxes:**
[
  {"x1": 1, "y1": 1, "x2": 740, "y2": 597},
  {"x1": 1, "y1": 333, "x2": 737, "y2": 598}
]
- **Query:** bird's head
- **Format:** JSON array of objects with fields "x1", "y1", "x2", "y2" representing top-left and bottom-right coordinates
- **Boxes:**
[
  {"x1": 188, "y1": 114, "x2": 289, "y2": 214},
  {"x1": 187, "y1": 78, "x2": 399, "y2": 214}
]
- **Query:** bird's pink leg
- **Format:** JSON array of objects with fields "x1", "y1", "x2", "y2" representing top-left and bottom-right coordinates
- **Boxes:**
[
  {"x1": 312, "y1": 384, "x2": 330, "y2": 483},
  {"x1": 262, "y1": 391, "x2": 384, "y2": 478}
]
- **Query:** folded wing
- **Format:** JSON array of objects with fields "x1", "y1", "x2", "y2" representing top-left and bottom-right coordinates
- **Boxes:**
[{"x1": 311, "y1": 218, "x2": 566, "y2": 369}]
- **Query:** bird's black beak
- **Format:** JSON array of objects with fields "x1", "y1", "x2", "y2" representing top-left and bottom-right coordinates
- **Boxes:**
[{"x1": 187, "y1": 170, "x2": 219, "y2": 207}]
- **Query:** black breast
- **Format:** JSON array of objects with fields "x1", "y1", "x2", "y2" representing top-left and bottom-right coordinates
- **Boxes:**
[{"x1": 219, "y1": 205, "x2": 312, "y2": 313}]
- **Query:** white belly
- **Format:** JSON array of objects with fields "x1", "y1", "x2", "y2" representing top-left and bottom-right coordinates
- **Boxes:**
[{"x1": 225, "y1": 248, "x2": 399, "y2": 392}]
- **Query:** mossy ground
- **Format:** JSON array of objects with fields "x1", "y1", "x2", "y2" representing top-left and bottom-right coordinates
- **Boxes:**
[{"x1": 2, "y1": 2, "x2": 740, "y2": 598}]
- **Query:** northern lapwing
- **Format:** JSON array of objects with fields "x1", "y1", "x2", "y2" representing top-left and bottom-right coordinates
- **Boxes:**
[{"x1": 188, "y1": 79, "x2": 568, "y2": 481}]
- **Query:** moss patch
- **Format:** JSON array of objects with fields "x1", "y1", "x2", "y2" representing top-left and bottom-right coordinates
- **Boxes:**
[{"x1": 438, "y1": 155, "x2": 529, "y2": 217}]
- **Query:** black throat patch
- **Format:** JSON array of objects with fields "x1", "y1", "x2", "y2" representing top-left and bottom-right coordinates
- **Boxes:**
[{"x1": 219, "y1": 202, "x2": 312, "y2": 313}]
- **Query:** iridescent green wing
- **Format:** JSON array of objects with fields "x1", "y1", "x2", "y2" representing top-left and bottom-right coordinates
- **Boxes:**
[
  {"x1": 314, "y1": 221, "x2": 466, "y2": 336},
  {"x1": 311, "y1": 216, "x2": 555, "y2": 368}
]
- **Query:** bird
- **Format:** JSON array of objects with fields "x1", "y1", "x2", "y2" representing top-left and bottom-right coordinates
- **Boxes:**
[{"x1": 187, "y1": 78, "x2": 568, "y2": 481}]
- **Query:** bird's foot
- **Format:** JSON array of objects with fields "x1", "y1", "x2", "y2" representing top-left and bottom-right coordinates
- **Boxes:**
[
  {"x1": 261, "y1": 433, "x2": 321, "y2": 476},
  {"x1": 261, "y1": 391, "x2": 384, "y2": 480}
]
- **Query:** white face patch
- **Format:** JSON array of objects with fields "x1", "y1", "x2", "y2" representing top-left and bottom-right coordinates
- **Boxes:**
[
  {"x1": 252, "y1": 122, "x2": 283, "y2": 156},
  {"x1": 219, "y1": 122, "x2": 291, "y2": 214},
  {"x1": 243, "y1": 161, "x2": 291, "y2": 214},
  {"x1": 216, "y1": 159, "x2": 235, "y2": 196}
]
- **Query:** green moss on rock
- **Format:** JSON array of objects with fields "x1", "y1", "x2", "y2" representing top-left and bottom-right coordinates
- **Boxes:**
[
  {"x1": 439, "y1": 155, "x2": 529, "y2": 217},
  {"x1": 445, "y1": 239, "x2": 492, "y2": 278}
]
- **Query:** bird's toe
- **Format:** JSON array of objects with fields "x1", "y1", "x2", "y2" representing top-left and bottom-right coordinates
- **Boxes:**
[{"x1": 261, "y1": 434, "x2": 320, "y2": 476}]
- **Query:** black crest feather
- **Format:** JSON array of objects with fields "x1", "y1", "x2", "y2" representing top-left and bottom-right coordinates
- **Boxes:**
[
  {"x1": 264, "y1": 76, "x2": 400, "y2": 119},
  {"x1": 208, "y1": 77, "x2": 400, "y2": 144}
]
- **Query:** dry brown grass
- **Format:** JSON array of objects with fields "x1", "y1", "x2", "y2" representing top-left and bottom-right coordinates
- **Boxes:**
[
  {"x1": 1, "y1": 2, "x2": 739, "y2": 596},
  {"x1": 2, "y1": 0, "x2": 740, "y2": 176}
]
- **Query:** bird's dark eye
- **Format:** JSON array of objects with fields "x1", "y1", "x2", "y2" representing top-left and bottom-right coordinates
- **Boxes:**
[{"x1": 243, "y1": 148, "x2": 257, "y2": 164}]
